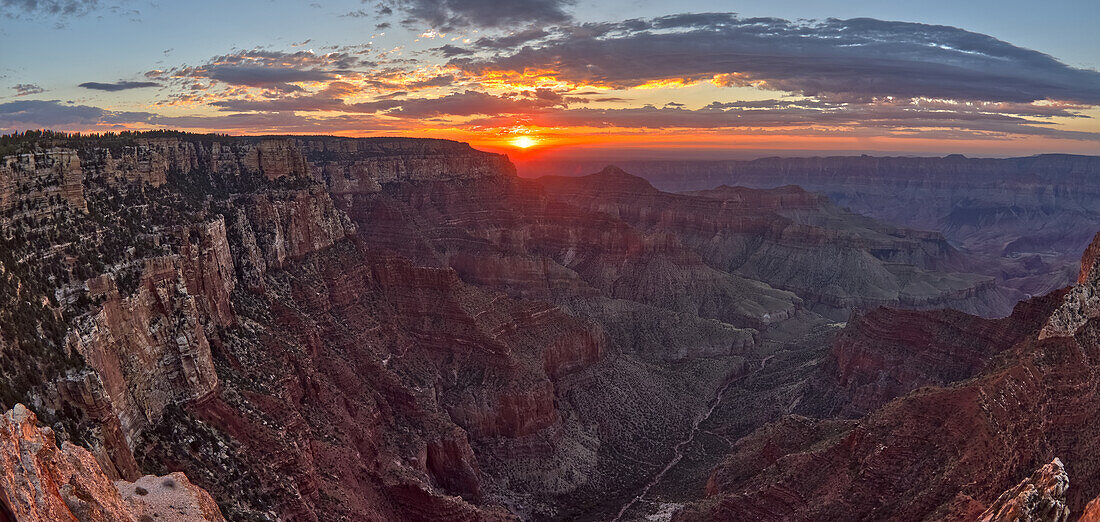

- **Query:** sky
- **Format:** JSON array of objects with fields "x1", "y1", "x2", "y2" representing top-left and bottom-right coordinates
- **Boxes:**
[{"x1": 1, "y1": 0, "x2": 1099, "y2": 160}]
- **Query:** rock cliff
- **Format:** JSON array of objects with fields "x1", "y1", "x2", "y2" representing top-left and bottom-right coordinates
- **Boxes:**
[
  {"x1": 978, "y1": 459, "x2": 1100, "y2": 522},
  {"x1": 1042, "y1": 232, "x2": 1100, "y2": 339},
  {"x1": 979, "y1": 458, "x2": 1070, "y2": 522},
  {"x1": 0, "y1": 133, "x2": 604, "y2": 519},
  {"x1": 0, "y1": 403, "x2": 223, "y2": 522},
  {"x1": 676, "y1": 229, "x2": 1100, "y2": 522},
  {"x1": 301, "y1": 136, "x2": 516, "y2": 193},
  {"x1": 544, "y1": 155, "x2": 1100, "y2": 298},
  {"x1": 537, "y1": 166, "x2": 1020, "y2": 319},
  {"x1": 807, "y1": 290, "x2": 1065, "y2": 417},
  {"x1": 0, "y1": 131, "x2": 1067, "y2": 521}
]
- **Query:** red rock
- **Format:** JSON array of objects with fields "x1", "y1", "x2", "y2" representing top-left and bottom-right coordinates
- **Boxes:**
[
  {"x1": 548, "y1": 155, "x2": 1100, "y2": 298},
  {"x1": 1042, "y1": 232, "x2": 1100, "y2": 339},
  {"x1": 0, "y1": 404, "x2": 223, "y2": 522},
  {"x1": 679, "y1": 233, "x2": 1100, "y2": 522},
  {"x1": 537, "y1": 166, "x2": 1020, "y2": 318},
  {"x1": 242, "y1": 139, "x2": 309, "y2": 180},
  {"x1": 1078, "y1": 232, "x2": 1100, "y2": 284},
  {"x1": 979, "y1": 458, "x2": 1070, "y2": 522},
  {"x1": 178, "y1": 217, "x2": 237, "y2": 327},
  {"x1": 1080, "y1": 497, "x2": 1100, "y2": 522},
  {"x1": 342, "y1": 167, "x2": 800, "y2": 332},
  {"x1": 817, "y1": 290, "x2": 1065, "y2": 416},
  {"x1": 4, "y1": 134, "x2": 1072, "y2": 521}
]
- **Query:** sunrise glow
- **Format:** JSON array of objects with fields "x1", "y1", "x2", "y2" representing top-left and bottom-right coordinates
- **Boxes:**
[
  {"x1": 510, "y1": 135, "x2": 538, "y2": 149},
  {"x1": 1, "y1": 2, "x2": 1098, "y2": 160}
]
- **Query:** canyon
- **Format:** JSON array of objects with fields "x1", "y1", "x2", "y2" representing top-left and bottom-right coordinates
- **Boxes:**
[
  {"x1": 527, "y1": 155, "x2": 1100, "y2": 299},
  {"x1": 674, "y1": 231, "x2": 1100, "y2": 521},
  {"x1": 0, "y1": 131, "x2": 1096, "y2": 521}
]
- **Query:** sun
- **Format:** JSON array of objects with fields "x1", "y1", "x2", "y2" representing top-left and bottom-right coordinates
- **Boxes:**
[{"x1": 510, "y1": 135, "x2": 538, "y2": 149}]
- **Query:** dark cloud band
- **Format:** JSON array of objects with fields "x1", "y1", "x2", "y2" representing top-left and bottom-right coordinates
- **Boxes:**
[
  {"x1": 79, "y1": 81, "x2": 160, "y2": 91},
  {"x1": 1, "y1": 0, "x2": 101, "y2": 17},
  {"x1": 453, "y1": 14, "x2": 1100, "y2": 105},
  {"x1": 383, "y1": 0, "x2": 573, "y2": 29}
]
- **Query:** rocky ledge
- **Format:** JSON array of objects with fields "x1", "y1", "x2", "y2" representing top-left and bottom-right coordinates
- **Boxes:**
[
  {"x1": 980, "y1": 458, "x2": 1100, "y2": 522},
  {"x1": 1042, "y1": 232, "x2": 1100, "y2": 339},
  {"x1": 0, "y1": 404, "x2": 223, "y2": 522}
]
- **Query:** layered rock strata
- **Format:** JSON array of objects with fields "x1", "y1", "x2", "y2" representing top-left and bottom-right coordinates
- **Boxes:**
[
  {"x1": 0, "y1": 404, "x2": 224, "y2": 522},
  {"x1": 537, "y1": 166, "x2": 1020, "y2": 318},
  {"x1": 676, "y1": 231, "x2": 1100, "y2": 521},
  {"x1": 0, "y1": 133, "x2": 1055, "y2": 521},
  {"x1": 548, "y1": 154, "x2": 1100, "y2": 297}
]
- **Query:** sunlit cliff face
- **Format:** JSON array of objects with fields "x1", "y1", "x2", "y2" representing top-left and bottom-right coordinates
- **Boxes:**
[{"x1": 2, "y1": 4, "x2": 1099, "y2": 157}]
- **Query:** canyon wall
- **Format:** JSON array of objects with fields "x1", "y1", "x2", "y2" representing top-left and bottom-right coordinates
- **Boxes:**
[
  {"x1": 0, "y1": 133, "x2": 1070, "y2": 520},
  {"x1": 532, "y1": 154, "x2": 1100, "y2": 297},
  {"x1": 678, "y1": 232, "x2": 1100, "y2": 521},
  {"x1": 0, "y1": 135, "x2": 614, "y2": 519},
  {"x1": 537, "y1": 166, "x2": 1020, "y2": 319}
]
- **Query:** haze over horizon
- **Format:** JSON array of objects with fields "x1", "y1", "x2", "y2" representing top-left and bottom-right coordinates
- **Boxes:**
[{"x1": 2, "y1": 0, "x2": 1099, "y2": 160}]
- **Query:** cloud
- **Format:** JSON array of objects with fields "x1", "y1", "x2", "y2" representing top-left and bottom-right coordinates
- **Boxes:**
[
  {"x1": 0, "y1": 98, "x2": 395, "y2": 135},
  {"x1": 151, "y1": 49, "x2": 363, "y2": 88},
  {"x1": 208, "y1": 86, "x2": 562, "y2": 119},
  {"x1": 11, "y1": 10, "x2": 1097, "y2": 145},
  {"x1": 78, "y1": 80, "x2": 160, "y2": 91},
  {"x1": 431, "y1": 27, "x2": 551, "y2": 57},
  {"x1": 148, "y1": 112, "x2": 398, "y2": 134},
  {"x1": 406, "y1": 74, "x2": 454, "y2": 89},
  {"x1": 204, "y1": 66, "x2": 336, "y2": 87},
  {"x1": 381, "y1": 89, "x2": 562, "y2": 118},
  {"x1": 12, "y1": 84, "x2": 45, "y2": 96},
  {"x1": 435, "y1": 44, "x2": 473, "y2": 57},
  {"x1": 453, "y1": 14, "x2": 1100, "y2": 105},
  {"x1": 1, "y1": 0, "x2": 102, "y2": 17},
  {"x1": 208, "y1": 81, "x2": 376, "y2": 113},
  {"x1": 383, "y1": 0, "x2": 573, "y2": 30},
  {"x1": 471, "y1": 27, "x2": 550, "y2": 50},
  {"x1": 462, "y1": 98, "x2": 1100, "y2": 141},
  {"x1": 0, "y1": 99, "x2": 151, "y2": 130}
]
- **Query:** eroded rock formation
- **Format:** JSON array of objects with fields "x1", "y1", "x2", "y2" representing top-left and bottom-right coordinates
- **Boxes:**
[
  {"x1": 0, "y1": 404, "x2": 223, "y2": 522},
  {"x1": 0, "y1": 132, "x2": 1070, "y2": 521},
  {"x1": 676, "y1": 230, "x2": 1100, "y2": 522},
  {"x1": 979, "y1": 458, "x2": 1070, "y2": 522},
  {"x1": 538, "y1": 166, "x2": 1021, "y2": 318},
  {"x1": 543, "y1": 154, "x2": 1100, "y2": 298},
  {"x1": 1042, "y1": 232, "x2": 1100, "y2": 339}
]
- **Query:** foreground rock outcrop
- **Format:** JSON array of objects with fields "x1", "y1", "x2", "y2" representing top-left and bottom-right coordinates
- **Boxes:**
[
  {"x1": 0, "y1": 404, "x2": 223, "y2": 522},
  {"x1": 979, "y1": 458, "x2": 1070, "y2": 522},
  {"x1": 978, "y1": 458, "x2": 1100, "y2": 522}
]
